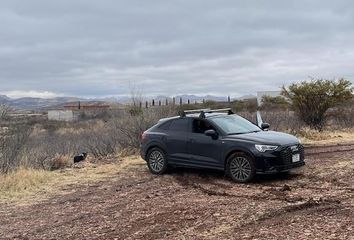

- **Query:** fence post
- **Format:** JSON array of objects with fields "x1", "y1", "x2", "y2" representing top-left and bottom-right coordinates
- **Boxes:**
[
  {"x1": 145, "y1": 101, "x2": 148, "y2": 108},
  {"x1": 180, "y1": 97, "x2": 182, "y2": 105},
  {"x1": 173, "y1": 97, "x2": 176, "y2": 105},
  {"x1": 203, "y1": 98, "x2": 205, "y2": 104},
  {"x1": 165, "y1": 98, "x2": 168, "y2": 105},
  {"x1": 159, "y1": 100, "x2": 161, "y2": 106},
  {"x1": 187, "y1": 99, "x2": 190, "y2": 104},
  {"x1": 139, "y1": 102, "x2": 142, "y2": 108},
  {"x1": 152, "y1": 99, "x2": 155, "y2": 106}
]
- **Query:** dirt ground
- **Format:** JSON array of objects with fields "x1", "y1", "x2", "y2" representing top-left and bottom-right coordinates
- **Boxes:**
[{"x1": 1, "y1": 150, "x2": 354, "y2": 240}]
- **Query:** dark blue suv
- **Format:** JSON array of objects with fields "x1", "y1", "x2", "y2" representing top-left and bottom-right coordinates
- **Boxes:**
[{"x1": 140, "y1": 108, "x2": 305, "y2": 182}]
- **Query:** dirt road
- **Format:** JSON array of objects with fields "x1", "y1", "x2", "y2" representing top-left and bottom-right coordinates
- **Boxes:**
[{"x1": 1, "y1": 151, "x2": 354, "y2": 240}]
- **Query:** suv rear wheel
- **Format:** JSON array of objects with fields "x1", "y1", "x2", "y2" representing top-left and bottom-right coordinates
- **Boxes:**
[
  {"x1": 147, "y1": 147, "x2": 168, "y2": 174},
  {"x1": 227, "y1": 153, "x2": 256, "y2": 183}
]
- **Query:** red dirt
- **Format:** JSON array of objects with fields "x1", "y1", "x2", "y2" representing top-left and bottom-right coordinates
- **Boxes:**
[{"x1": 1, "y1": 151, "x2": 354, "y2": 240}]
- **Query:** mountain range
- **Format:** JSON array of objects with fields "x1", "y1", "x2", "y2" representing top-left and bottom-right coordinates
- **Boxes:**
[{"x1": 0, "y1": 94, "x2": 256, "y2": 111}]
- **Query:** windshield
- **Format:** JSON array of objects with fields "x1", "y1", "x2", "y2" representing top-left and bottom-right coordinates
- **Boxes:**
[{"x1": 210, "y1": 115, "x2": 261, "y2": 135}]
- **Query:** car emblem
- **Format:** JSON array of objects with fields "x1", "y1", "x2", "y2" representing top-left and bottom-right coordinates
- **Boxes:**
[{"x1": 290, "y1": 145, "x2": 298, "y2": 152}]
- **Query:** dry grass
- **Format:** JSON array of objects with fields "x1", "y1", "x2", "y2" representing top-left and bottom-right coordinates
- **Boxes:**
[
  {"x1": 298, "y1": 128, "x2": 354, "y2": 145},
  {"x1": 0, "y1": 168, "x2": 54, "y2": 202},
  {"x1": 49, "y1": 154, "x2": 72, "y2": 170},
  {"x1": 0, "y1": 155, "x2": 144, "y2": 205}
]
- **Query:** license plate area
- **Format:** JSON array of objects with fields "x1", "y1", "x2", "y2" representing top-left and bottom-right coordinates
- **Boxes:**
[{"x1": 292, "y1": 153, "x2": 300, "y2": 163}]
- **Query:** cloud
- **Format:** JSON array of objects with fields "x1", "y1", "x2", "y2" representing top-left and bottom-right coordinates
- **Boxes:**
[{"x1": 0, "y1": 0, "x2": 354, "y2": 98}]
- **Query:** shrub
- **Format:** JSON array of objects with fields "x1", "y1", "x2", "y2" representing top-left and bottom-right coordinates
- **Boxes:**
[
  {"x1": 0, "y1": 104, "x2": 10, "y2": 120},
  {"x1": 0, "y1": 124, "x2": 32, "y2": 173},
  {"x1": 261, "y1": 96, "x2": 289, "y2": 110},
  {"x1": 128, "y1": 105, "x2": 143, "y2": 116},
  {"x1": 282, "y1": 79, "x2": 353, "y2": 131},
  {"x1": 112, "y1": 108, "x2": 172, "y2": 148},
  {"x1": 232, "y1": 99, "x2": 258, "y2": 112},
  {"x1": 48, "y1": 154, "x2": 72, "y2": 170}
]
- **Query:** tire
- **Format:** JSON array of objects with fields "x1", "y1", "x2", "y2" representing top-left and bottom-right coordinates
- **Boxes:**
[
  {"x1": 147, "y1": 147, "x2": 168, "y2": 174},
  {"x1": 226, "y1": 152, "x2": 256, "y2": 183}
]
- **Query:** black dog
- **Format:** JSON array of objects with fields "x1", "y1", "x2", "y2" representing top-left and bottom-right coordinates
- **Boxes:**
[{"x1": 74, "y1": 152, "x2": 88, "y2": 163}]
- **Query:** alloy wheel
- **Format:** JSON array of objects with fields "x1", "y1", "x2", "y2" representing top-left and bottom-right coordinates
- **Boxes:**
[
  {"x1": 148, "y1": 150, "x2": 165, "y2": 172},
  {"x1": 229, "y1": 156, "x2": 252, "y2": 181}
]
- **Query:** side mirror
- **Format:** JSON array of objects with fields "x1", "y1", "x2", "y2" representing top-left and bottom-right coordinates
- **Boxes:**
[
  {"x1": 205, "y1": 129, "x2": 218, "y2": 139},
  {"x1": 261, "y1": 123, "x2": 270, "y2": 130}
]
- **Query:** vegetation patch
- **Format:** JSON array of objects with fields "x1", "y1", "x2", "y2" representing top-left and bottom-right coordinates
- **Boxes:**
[
  {"x1": 0, "y1": 155, "x2": 143, "y2": 205},
  {"x1": 298, "y1": 128, "x2": 354, "y2": 145},
  {"x1": 0, "y1": 168, "x2": 54, "y2": 202}
]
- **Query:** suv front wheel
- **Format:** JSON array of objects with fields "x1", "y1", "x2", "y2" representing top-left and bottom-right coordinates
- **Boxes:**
[
  {"x1": 147, "y1": 147, "x2": 168, "y2": 174},
  {"x1": 227, "y1": 153, "x2": 256, "y2": 183}
]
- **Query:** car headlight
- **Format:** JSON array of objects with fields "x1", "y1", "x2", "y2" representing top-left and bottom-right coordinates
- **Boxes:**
[{"x1": 255, "y1": 144, "x2": 278, "y2": 152}]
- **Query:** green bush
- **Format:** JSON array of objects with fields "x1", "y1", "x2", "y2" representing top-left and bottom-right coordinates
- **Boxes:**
[
  {"x1": 261, "y1": 96, "x2": 289, "y2": 110},
  {"x1": 232, "y1": 99, "x2": 257, "y2": 113},
  {"x1": 282, "y1": 79, "x2": 353, "y2": 131}
]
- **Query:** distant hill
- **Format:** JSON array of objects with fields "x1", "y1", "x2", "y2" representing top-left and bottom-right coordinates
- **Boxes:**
[
  {"x1": 0, "y1": 94, "x2": 256, "y2": 110},
  {"x1": 237, "y1": 94, "x2": 257, "y2": 100},
  {"x1": 0, "y1": 95, "x2": 10, "y2": 104},
  {"x1": 151, "y1": 94, "x2": 256, "y2": 103},
  {"x1": 1, "y1": 95, "x2": 131, "y2": 110},
  {"x1": 175, "y1": 94, "x2": 228, "y2": 103},
  {"x1": 4, "y1": 97, "x2": 83, "y2": 110}
]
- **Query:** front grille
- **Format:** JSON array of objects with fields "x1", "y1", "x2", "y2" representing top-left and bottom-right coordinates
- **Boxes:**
[{"x1": 280, "y1": 144, "x2": 304, "y2": 165}]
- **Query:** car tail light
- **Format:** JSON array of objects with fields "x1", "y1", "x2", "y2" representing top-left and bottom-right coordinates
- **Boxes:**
[{"x1": 141, "y1": 132, "x2": 147, "y2": 141}]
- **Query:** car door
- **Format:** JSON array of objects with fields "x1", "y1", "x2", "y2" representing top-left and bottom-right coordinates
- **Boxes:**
[
  {"x1": 164, "y1": 118, "x2": 191, "y2": 165},
  {"x1": 187, "y1": 118, "x2": 224, "y2": 169}
]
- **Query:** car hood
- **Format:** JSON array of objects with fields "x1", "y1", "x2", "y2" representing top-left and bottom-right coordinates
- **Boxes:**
[{"x1": 224, "y1": 130, "x2": 299, "y2": 145}]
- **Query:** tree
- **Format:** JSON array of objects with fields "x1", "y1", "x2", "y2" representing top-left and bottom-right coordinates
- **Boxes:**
[{"x1": 282, "y1": 78, "x2": 353, "y2": 131}]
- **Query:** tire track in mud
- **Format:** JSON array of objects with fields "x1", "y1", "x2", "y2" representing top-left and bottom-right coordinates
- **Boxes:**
[
  {"x1": 114, "y1": 176, "x2": 156, "y2": 191},
  {"x1": 170, "y1": 153, "x2": 354, "y2": 207},
  {"x1": 305, "y1": 143, "x2": 354, "y2": 156},
  {"x1": 254, "y1": 197, "x2": 343, "y2": 223},
  {"x1": 229, "y1": 197, "x2": 348, "y2": 237},
  {"x1": 172, "y1": 172, "x2": 308, "y2": 203}
]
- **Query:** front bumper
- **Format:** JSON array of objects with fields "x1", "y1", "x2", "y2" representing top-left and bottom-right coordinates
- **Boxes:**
[{"x1": 254, "y1": 143, "x2": 305, "y2": 173}]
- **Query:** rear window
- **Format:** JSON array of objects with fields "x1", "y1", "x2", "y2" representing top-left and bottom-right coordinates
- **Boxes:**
[
  {"x1": 192, "y1": 119, "x2": 215, "y2": 134},
  {"x1": 158, "y1": 120, "x2": 171, "y2": 130},
  {"x1": 169, "y1": 118, "x2": 189, "y2": 132}
]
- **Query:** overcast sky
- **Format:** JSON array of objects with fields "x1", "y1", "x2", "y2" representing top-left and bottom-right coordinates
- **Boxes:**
[{"x1": 1, "y1": 0, "x2": 354, "y2": 98}]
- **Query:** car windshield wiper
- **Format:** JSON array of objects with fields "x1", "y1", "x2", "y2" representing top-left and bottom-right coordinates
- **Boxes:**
[
  {"x1": 227, "y1": 130, "x2": 261, "y2": 135},
  {"x1": 227, "y1": 132, "x2": 248, "y2": 135}
]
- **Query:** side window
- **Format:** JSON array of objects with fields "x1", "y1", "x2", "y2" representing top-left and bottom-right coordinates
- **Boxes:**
[
  {"x1": 169, "y1": 118, "x2": 190, "y2": 132},
  {"x1": 192, "y1": 119, "x2": 215, "y2": 134}
]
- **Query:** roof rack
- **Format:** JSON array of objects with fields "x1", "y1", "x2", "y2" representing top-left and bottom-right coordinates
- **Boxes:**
[{"x1": 180, "y1": 108, "x2": 234, "y2": 118}]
